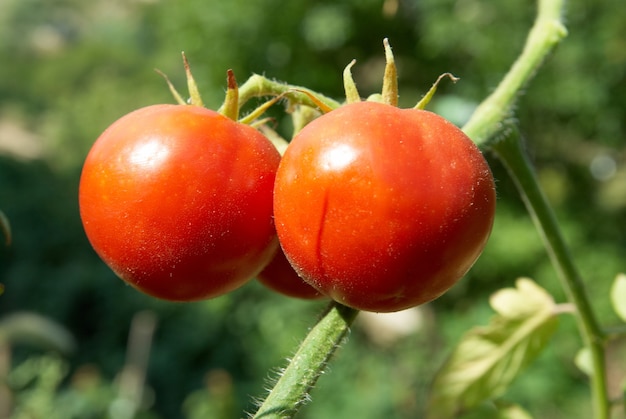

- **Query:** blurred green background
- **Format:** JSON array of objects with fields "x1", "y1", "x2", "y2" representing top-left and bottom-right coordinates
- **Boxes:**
[{"x1": 0, "y1": 0, "x2": 624, "y2": 417}]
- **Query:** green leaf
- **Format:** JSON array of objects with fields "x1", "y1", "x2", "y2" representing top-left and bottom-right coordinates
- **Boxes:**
[
  {"x1": 427, "y1": 278, "x2": 558, "y2": 419},
  {"x1": 610, "y1": 273, "x2": 626, "y2": 322}
]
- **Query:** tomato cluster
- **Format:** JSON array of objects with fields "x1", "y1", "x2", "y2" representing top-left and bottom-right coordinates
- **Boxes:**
[{"x1": 80, "y1": 99, "x2": 495, "y2": 311}]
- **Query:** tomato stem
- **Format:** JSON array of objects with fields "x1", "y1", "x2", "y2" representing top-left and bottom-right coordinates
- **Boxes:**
[
  {"x1": 230, "y1": 74, "x2": 342, "y2": 114},
  {"x1": 252, "y1": 302, "x2": 359, "y2": 418},
  {"x1": 461, "y1": 0, "x2": 567, "y2": 148},
  {"x1": 493, "y1": 129, "x2": 610, "y2": 419}
]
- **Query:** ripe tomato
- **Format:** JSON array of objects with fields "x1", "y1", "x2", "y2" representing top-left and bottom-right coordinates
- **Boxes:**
[
  {"x1": 79, "y1": 104, "x2": 280, "y2": 301},
  {"x1": 273, "y1": 101, "x2": 496, "y2": 312},
  {"x1": 257, "y1": 247, "x2": 326, "y2": 300}
]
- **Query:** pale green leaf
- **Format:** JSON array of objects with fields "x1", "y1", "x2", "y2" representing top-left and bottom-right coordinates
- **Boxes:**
[
  {"x1": 610, "y1": 273, "x2": 626, "y2": 322},
  {"x1": 490, "y1": 278, "x2": 554, "y2": 319},
  {"x1": 427, "y1": 278, "x2": 558, "y2": 419}
]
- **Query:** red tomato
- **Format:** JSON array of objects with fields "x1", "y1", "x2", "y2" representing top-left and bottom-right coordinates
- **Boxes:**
[
  {"x1": 273, "y1": 101, "x2": 496, "y2": 312},
  {"x1": 79, "y1": 104, "x2": 280, "y2": 301},
  {"x1": 257, "y1": 247, "x2": 326, "y2": 300}
]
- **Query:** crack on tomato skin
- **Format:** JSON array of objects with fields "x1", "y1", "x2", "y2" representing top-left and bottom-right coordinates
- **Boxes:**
[{"x1": 315, "y1": 189, "x2": 330, "y2": 282}]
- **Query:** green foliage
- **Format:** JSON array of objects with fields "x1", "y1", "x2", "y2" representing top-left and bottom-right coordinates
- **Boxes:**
[
  {"x1": 7, "y1": 355, "x2": 114, "y2": 419},
  {"x1": 428, "y1": 279, "x2": 559, "y2": 418}
]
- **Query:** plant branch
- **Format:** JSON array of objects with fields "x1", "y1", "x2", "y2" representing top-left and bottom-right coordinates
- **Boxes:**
[
  {"x1": 462, "y1": 0, "x2": 567, "y2": 148},
  {"x1": 493, "y1": 131, "x2": 609, "y2": 419},
  {"x1": 252, "y1": 302, "x2": 359, "y2": 419},
  {"x1": 221, "y1": 74, "x2": 342, "y2": 115}
]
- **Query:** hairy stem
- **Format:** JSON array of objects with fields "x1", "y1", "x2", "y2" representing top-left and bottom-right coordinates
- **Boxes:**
[
  {"x1": 462, "y1": 0, "x2": 567, "y2": 147},
  {"x1": 220, "y1": 74, "x2": 342, "y2": 115},
  {"x1": 252, "y1": 302, "x2": 359, "y2": 419},
  {"x1": 493, "y1": 132, "x2": 609, "y2": 419}
]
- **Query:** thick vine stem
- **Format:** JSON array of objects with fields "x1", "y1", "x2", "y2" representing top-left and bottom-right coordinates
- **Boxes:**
[
  {"x1": 462, "y1": 0, "x2": 567, "y2": 147},
  {"x1": 252, "y1": 302, "x2": 359, "y2": 419},
  {"x1": 492, "y1": 131, "x2": 609, "y2": 419}
]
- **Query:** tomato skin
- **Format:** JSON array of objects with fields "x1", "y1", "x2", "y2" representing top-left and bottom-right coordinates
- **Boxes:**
[
  {"x1": 273, "y1": 101, "x2": 496, "y2": 312},
  {"x1": 79, "y1": 104, "x2": 280, "y2": 301},
  {"x1": 257, "y1": 247, "x2": 326, "y2": 300}
]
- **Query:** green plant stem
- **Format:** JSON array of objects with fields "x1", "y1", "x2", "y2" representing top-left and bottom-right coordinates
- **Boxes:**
[
  {"x1": 220, "y1": 74, "x2": 342, "y2": 115},
  {"x1": 493, "y1": 131, "x2": 609, "y2": 419},
  {"x1": 459, "y1": 0, "x2": 609, "y2": 416},
  {"x1": 462, "y1": 0, "x2": 567, "y2": 147},
  {"x1": 252, "y1": 302, "x2": 359, "y2": 419}
]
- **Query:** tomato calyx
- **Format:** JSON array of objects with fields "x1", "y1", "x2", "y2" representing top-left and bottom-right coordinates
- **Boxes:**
[
  {"x1": 381, "y1": 38, "x2": 399, "y2": 106},
  {"x1": 155, "y1": 53, "x2": 288, "y2": 129},
  {"x1": 343, "y1": 60, "x2": 360, "y2": 104},
  {"x1": 155, "y1": 52, "x2": 204, "y2": 107},
  {"x1": 222, "y1": 69, "x2": 239, "y2": 120},
  {"x1": 414, "y1": 72, "x2": 460, "y2": 110},
  {"x1": 293, "y1": 38, "x2": 460, "y2": 117}
]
